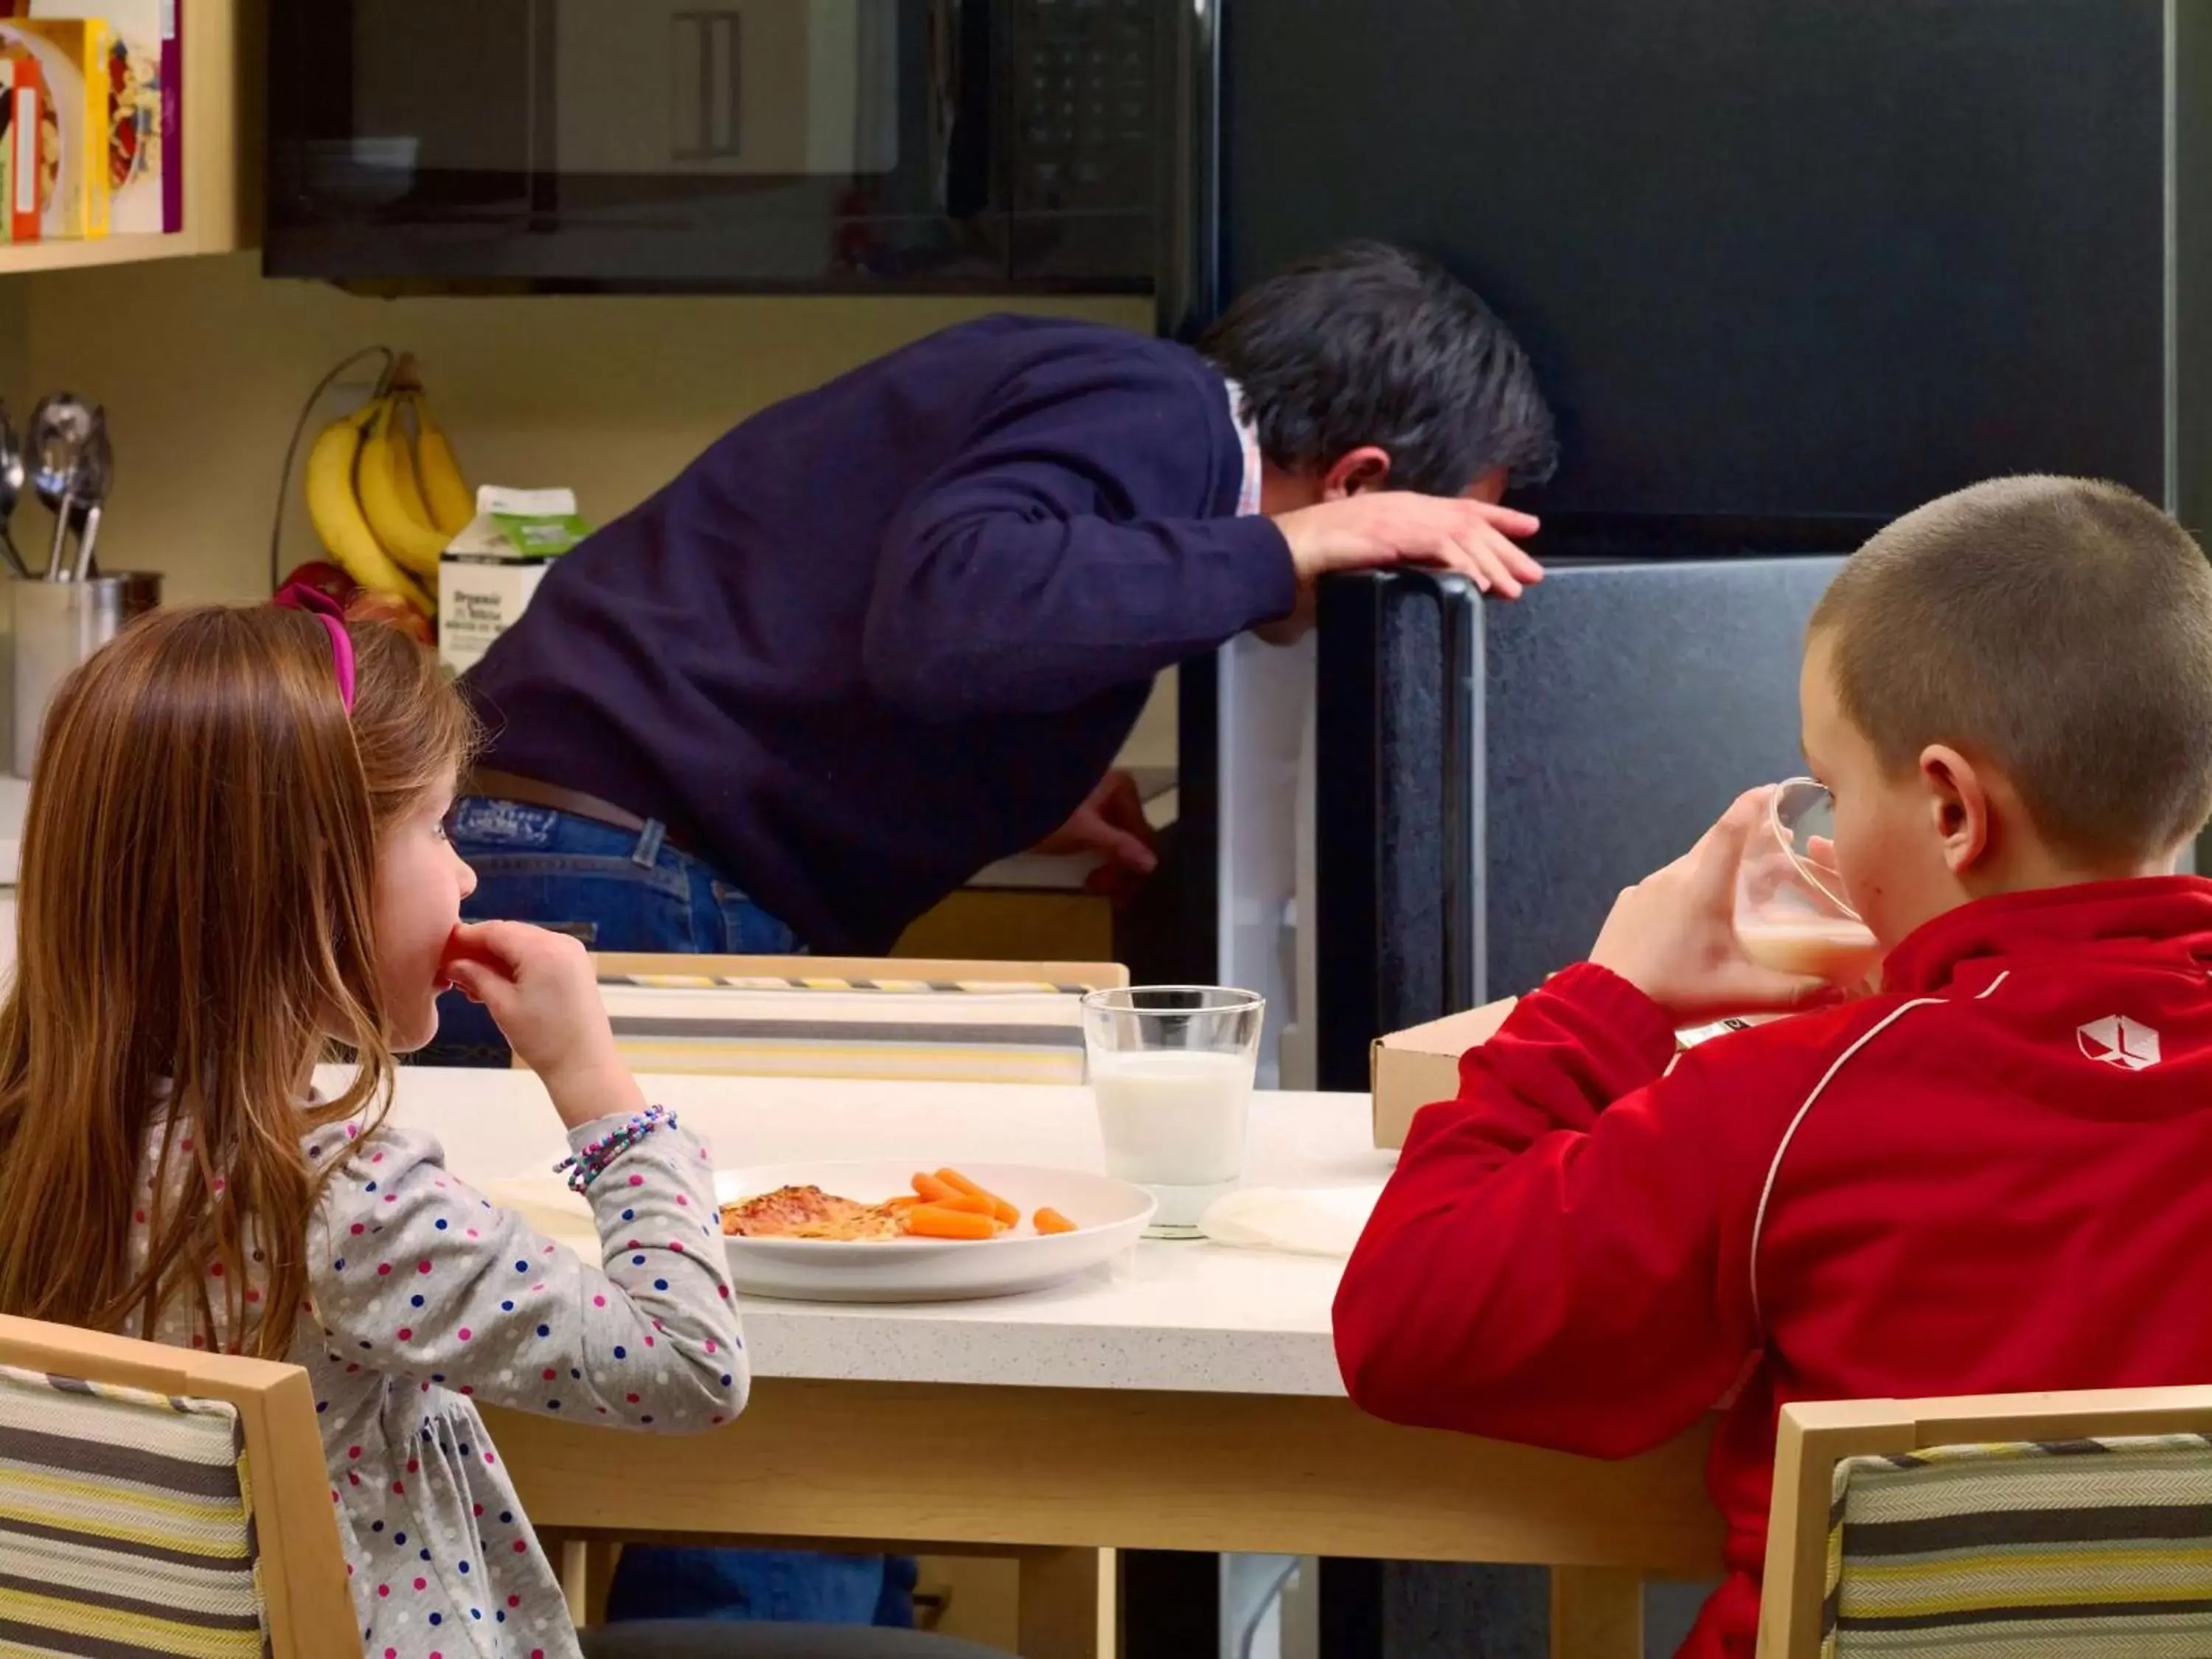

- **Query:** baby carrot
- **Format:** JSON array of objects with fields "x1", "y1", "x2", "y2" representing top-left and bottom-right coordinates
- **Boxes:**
[
  {"x1": 1033, "y1": 1208, "x2": 1077, "y2": 1236},
  {"x1": 911, "y1": 1172, "x2": 961, "y2": 1205},
  {"x1": 905, "y1": 1204, "x2": 1002, "y2": 1241},
  {"x1": 936, "y1": 1167, "x2": 1020, "y2": 1225}
]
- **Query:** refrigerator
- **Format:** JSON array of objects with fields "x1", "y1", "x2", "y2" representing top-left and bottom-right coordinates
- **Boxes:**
[
  {"x1": 1173, "y1": 0, "x2": 2208, "y2": 1095},
  {"x1": 1163, "y1": 2, "x2": 2211, "y2": 1652}
]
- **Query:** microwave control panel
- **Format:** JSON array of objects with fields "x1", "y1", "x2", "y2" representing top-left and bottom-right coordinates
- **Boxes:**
[{"x1": 1014, "y1": 0, "x2": 1158, "y2": 213}]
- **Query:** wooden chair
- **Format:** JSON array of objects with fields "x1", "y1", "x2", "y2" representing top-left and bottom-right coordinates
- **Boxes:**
[
  {"x1": 546, "y1": 953, "x2": 1125, "y2": 1658},
  {"x1": 1761, "y1": 1385, "x2": 2212, "y2": 1658},
  {"x1": 0, "y1": 1312, "x2": 356, "y2": 1656},
  {"x1": 537, "y1": 953, "x2": 1128, "y2": 1086},
  {"x1": 591, "y1": 952, "x2": 1128, "y2": 991}
]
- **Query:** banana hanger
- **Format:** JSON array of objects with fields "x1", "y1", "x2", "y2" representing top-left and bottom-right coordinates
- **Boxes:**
[{"x1": 268, "y1": 345, "x2": 397, "y2": 597}]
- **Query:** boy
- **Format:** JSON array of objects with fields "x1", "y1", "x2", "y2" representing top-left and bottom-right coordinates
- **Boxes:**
[{"x1": 1334, "y1": 476, "x2": 2212, "y2": 1658}]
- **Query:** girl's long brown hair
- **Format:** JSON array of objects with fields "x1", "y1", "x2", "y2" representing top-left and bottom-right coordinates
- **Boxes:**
[{"x1": 0, "y1": 607, "x2": 473, "y2": 1357}]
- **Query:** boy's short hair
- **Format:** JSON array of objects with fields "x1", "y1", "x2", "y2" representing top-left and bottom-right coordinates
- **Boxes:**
[
  {"x1": 1810, "y1": 476, "x2": 2212, "y2": 859},
  {"x1": 1197, "y1": 242, "x2": 1559, "y2": 498}
]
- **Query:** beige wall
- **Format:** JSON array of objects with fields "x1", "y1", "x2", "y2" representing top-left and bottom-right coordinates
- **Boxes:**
[
  {"x1": 0, "y1": 285, "x2": 27, "y2": 442},
  {"x1": 6, "y1": 253, "x2": 1176, "y2": 761}
]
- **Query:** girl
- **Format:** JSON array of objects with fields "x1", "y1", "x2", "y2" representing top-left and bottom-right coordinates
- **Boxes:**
[{"x1": 0, "y1": 602, "x2": 753, "y2": 1659}]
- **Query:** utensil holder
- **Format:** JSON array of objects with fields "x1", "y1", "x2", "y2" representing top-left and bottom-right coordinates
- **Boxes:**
[{"x1": 11, "y1": 571, "x2": 161, "y2": 777}]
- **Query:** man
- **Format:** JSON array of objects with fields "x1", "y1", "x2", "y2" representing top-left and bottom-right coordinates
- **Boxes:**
[
  {"x1": 443, "y1": 241, "x2": 1557, "y2": 1627},
  {"x1": 449, "y1": 242, "x2": 1554, "y2": 981}
]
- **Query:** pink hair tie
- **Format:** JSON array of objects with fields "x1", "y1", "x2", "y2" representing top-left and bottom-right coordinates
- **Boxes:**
[{"x1": 272, "y1": 582, "x2": 357, "y2": 713}]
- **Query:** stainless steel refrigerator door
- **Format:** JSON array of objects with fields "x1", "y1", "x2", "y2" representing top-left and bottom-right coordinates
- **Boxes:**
[{"x1": 1315, "y1": 557, "x2": 1844, "y2": 1091}]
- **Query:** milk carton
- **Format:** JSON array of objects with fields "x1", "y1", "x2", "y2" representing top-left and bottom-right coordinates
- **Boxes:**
[{"x1": 437, "y1": 487, "x2": 591, "y2": 676}]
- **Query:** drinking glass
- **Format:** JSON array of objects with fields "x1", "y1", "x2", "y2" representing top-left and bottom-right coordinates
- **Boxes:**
[
  {"x1": 1733, "y1": 778, "x2": 1881, "y2": 985},
  {"x1": 1080, "y1": 987, "x2": 1265, "y2": 1239}
]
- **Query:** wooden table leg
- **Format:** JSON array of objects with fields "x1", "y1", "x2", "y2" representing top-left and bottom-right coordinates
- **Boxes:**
[
  {"x1": 585, "y1": 1543, "x2": 622, "y2": 1627},
  {"x1": 557, "y1": 1540, "x2": 622, "y2": 1631},
  {"x1": 1015, "y1": 1545, "x2": 1116, "y2": 1659},
  {"x1": 559, "y1": 1539, "x2": 591, "y2": 1628},
  {"x1": 1550, "y1": 1565, "x2": 1644, "y2": 1659}
]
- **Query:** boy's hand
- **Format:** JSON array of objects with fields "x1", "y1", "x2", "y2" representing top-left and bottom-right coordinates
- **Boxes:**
[
  {"x1": 1587, "y1": 789, "x2": 1837, "y2": 1023},
  {"x1": 443, "y1": 921, "x2": 647, "y2": 1129}
]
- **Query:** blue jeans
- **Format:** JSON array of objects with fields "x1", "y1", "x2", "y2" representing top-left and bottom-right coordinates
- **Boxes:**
[
  {"x1": 426, "y1": 798, "x2": 804, "y2": 1068},
  {"x1": 434, "y1": 799, "x2": 910, "y2": 1630}
]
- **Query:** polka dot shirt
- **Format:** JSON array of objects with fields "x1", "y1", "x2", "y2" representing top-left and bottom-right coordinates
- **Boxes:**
[{"x1": 132, "y1": 1112, "x2": 745, "y2": 1659}]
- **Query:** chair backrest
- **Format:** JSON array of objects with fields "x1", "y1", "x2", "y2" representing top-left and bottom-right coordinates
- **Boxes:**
[
  {"x1": 559, "y1": 953, "x2": 1129, "y2": 1084},
  {"x1": 1761, "y1": 1386, "x2": 2212, "y2": 1659},
  {"x1": 0, "y1": 1313, "x2": 356, "y2": 1657}
]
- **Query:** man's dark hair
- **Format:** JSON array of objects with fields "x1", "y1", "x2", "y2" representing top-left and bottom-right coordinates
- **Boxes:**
[{"x1": 1197, "y1": 242, "x2": 1558, "y2": 498}]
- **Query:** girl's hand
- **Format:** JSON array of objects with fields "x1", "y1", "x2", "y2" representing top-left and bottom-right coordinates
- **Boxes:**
[{"x1": 442, "y1": 921, "x2": 645, "y2": 1128}]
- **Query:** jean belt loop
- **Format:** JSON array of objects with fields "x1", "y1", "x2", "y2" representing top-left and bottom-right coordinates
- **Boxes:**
[{"x1": 633, "y1": 818, "x2": 668, "y2": 869}]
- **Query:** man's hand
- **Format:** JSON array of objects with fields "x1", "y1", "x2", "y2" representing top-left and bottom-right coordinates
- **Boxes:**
[
  {"x1": 1587, "y1": 789, "x2": 1837, "y2": 1023},
  {"x1": 1272, "y1": 493, "x2": 1545, "y2": 598},
  {"x1": 1034, "y1": 769, "x2": 1159, "y2": 903}
]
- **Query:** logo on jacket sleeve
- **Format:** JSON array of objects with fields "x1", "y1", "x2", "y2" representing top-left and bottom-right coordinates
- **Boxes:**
[{"x1": 2077, "y1": 1015, "x2": 2162, "y2": 1071}]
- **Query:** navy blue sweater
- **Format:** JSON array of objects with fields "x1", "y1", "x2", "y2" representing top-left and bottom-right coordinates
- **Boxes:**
[{"x1": 464, "y1": 316, "x2": 1297, "y2": 953}]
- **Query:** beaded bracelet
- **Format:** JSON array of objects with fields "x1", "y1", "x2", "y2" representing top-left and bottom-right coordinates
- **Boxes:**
[{"x1": 555, "y1": 1105, "x2": 679, "y2": 1194}]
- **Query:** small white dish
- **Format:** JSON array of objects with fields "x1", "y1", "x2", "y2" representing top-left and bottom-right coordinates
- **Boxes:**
[
  {"x1": 1197, "y1": 1184, "x2": 1386, "y2": 1258},
  {"x1": 714, "y1": 1161, "x2": 1155, "y2": 1303}
]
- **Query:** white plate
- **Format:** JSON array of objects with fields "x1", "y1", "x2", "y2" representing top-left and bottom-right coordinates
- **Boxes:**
[{"x1": 716, "y1": 1161, "x2": 1155, "y2": 1304}]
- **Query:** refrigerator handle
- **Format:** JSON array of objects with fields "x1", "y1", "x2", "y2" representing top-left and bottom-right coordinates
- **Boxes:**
[{"x1": 1396, "y1": 568, "x2": 1482, "y2": 1012}]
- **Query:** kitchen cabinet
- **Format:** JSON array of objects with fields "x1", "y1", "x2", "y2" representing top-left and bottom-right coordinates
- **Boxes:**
[
  {"x1": 0, "y1": 0, "x2": 249, "y2": 276},
  {"x1": 896, "y1": 888, "x2": 1113, "y2": 967}
]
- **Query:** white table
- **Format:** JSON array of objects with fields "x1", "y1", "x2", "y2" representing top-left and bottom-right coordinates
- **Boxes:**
[
  {"x1": 378, "y1": 1068, "x2": 1722, "y2": 1659},
  {"x1": 392, "y1": 1068, "x2": 1366, "y2": 1397}
]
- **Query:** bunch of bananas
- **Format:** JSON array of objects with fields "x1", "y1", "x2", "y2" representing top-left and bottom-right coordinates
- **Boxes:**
[{"x1": 303, "y1": 355, "x2": 473, "y2": 626}]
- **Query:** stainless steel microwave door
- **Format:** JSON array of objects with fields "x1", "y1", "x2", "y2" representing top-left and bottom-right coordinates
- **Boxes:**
[
  {"x1": 265, "y1": 0, "x2": 1181, "y2": 290},
  {"x1": 554, "y1": 1, "x2": 901, "y2": 179}
]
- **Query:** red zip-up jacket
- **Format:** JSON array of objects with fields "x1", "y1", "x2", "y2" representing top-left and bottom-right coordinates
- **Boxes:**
[{"x1": 1335, "y1": 877, "x2": 2212, "y2": 1658}]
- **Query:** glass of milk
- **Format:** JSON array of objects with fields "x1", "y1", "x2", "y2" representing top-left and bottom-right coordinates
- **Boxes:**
[
  {"x1": 1733, "y1": 778, "x2": 1882, "y2": 987},
  {"x1": 1080, "y1": 986, "x2": 1266, "y2": 1239}
]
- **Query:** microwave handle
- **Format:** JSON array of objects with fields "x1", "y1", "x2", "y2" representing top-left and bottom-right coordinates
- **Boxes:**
[
  {"x1": 945, "y1": 0, "x2": 994, "y2": 220},
  {"x1": 1156, "y1": 0, "x2": 1220, "y2": 339}
]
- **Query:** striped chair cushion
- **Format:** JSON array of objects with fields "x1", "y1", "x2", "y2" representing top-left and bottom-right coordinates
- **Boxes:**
[
  {"x1": 594, "y1": 974, "x2": 1091, "y2": 1084},
  {"x1": 0, "y1": 1362, "x2": 267, "y2": 1658},
  {"x1": 1825, "y1": 1433, "x2": 2212, "y2": 1657}
]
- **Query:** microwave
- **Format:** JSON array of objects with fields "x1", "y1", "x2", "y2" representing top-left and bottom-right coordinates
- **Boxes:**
[{"x1": 265, "y1": 0, "x2": 1218, "y2": 305}]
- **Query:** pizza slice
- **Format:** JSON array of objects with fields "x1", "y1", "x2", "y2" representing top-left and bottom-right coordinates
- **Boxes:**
[{"x1": 720, "y1": 1184, "x2": 910, "y2": 1242}]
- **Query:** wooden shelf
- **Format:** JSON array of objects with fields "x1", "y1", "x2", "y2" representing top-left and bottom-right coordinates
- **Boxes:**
[
  {"x1": 0, "y1": 230, "x2": 216, "y2": 276},
  {"x1": 0, "y1": 0, "x2": 248, "y2": 279}
]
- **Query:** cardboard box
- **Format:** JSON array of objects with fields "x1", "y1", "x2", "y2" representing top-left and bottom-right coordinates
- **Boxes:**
[
  {"x1": 0, "y1": 17, "x2": 108, "y2": 237},
  {"x1": 0, "y1": 58, "x2": 24, "y2": 243},
  {"x1": 1371, "y1": 998, "x2": 1788, "y2": 1147},
  {"x1": 0, "y1": 45, "x2": 46, "y2": 243},
  {"x1": 1371, "y1": 998, "x2": 1517, "y2": 1149},
  {"x1": 16, "y1": 0, "x2": 175, "y2": 234}
]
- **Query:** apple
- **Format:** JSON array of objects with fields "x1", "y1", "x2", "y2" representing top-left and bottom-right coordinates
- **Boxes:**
[
  {"x1": 345, "y1": 588, "x2": 436, "y2": 647},
  {"x1": 278, "y1": 560, "x2": 356, "y2": 607}
]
